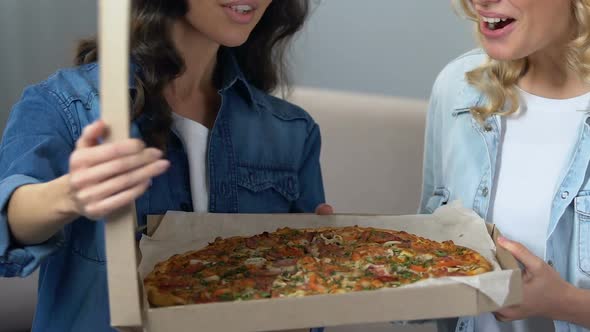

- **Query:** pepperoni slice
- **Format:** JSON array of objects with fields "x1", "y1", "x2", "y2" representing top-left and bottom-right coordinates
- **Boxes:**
[
  {"x1": 273, "y1": 258, "x2": 297, "y2": 267},
  {"x1": 317, "y1": 243, "x2": 345, "y2": 257},
  {"x1": 305, "y1": 232, "x2": 316, "y2": 243},
  {"x1": 377, "y1": 275, "x2": 399, "y2": 283},
  {"x1": 254, "y1": 277, "x2": 275, "y2": 292},
  {"x1": 251, "y1": 268, "x2": 282, "y2": 277},
  {"x1": 245, "y1": 237, "x2": 258, "y2": 249},
  {"x1": 266, "y1": 250, "x2": 283, "y2": 260},
  {"x1": 368, "y1": 231, "x2": 403, "y2": 244},
  {"x1": 158, "y1": 278, "x2": 192, "y2": 288},
  {"x1": 183, "y1": 263, "x2": 205, "y2": 274},
  {"x1": 246, "y1": 232, "x2": 276, "y2": 249}
]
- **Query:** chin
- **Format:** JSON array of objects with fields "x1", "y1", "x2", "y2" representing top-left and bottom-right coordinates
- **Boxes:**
[
  {"x1": 481, "y1": 42, "x2": 522, "y2": 62},
  {"x1": 214, "y1": 30, "x2": 252, "y2": 48}
]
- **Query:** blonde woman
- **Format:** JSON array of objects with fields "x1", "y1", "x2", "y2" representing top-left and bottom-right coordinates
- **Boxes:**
[{"x1": 420, "y1": 0, "x2": 590, "y2": 331}]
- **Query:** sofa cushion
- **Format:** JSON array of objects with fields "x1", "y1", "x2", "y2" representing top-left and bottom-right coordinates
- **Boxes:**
[{"x1": 285, "y1": 87, "x2": 428, "y2": 215}]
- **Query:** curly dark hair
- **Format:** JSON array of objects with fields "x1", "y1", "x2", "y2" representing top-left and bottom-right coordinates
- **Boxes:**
[{"x1": 75, "y1": 0, "x2": 310, "y2": 148}]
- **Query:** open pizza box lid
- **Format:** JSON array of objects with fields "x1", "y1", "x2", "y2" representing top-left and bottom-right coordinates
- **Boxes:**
[{"x1": 98, "y1": 1, "x2": 522, "y2": 331}]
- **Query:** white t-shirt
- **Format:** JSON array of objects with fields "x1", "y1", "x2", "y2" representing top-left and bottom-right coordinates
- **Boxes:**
[
  {"x1": 475, "y1": 89, "x2": 590, "y2": 332},
  {"x1": 171, "y1": 112, "x2": 210, "y2": 213}
]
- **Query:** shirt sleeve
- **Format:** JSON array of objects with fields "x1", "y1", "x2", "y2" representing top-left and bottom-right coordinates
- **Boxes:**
[
  {"x1": 0, "y1": 84, "x2": 74, "y2": 277},
  {"x1": 418, "y1": 70, "x2": 445, "y2": 215},
  {"x1": 292, "y1": 122, "x2": 326, "y2": 213}
]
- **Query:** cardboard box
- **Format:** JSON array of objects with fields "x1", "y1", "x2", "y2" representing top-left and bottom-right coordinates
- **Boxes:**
[
  {"x1": 103, "y1": 210, "x2": 522, "y2": 332},
  {"x1": 98, "y1": 2, "x2": 522, "y2": 331}
]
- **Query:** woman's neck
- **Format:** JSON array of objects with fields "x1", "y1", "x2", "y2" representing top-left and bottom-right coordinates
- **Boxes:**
[
  {"x1": 164, "y1": 19, "x2": 221, "y2": 127},
  {"x1": 519, "y1": 48, "x2": 590, "y2": 99}
]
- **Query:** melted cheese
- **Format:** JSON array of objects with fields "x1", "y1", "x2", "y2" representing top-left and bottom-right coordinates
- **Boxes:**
[
  {"x1": 400, "y1": 250, "x2": 415, "y2": 258},
  {"x1": 287, "y1": 290, "x2": 306, "y2": 297},
  {"x1": 203, "y1": 275, "x2": 220, "y2": 282},
  {"x1": 416, "y1": 253, "x2": 434, "y2": 261},
  {"x1": 320, "y1": 233, "x2": 343, "y2": 245},
  {"x1": 383, "y1": 241, "x2": 402, "y2": 247},
  {"x1": 244, "y1": 257, "x2": 266, "y2": 267}
]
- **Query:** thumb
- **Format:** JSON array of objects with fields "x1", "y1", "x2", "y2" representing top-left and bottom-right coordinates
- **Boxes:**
[
  {"x1": 76, "y1": 120, "x2": 107, "y2": 149},
  {"x1": 315, "y1": 204, "x2": 334, "y2": 215},
  {"x1": 497, "y1": 236, "x2": 543, "y2": 273}
]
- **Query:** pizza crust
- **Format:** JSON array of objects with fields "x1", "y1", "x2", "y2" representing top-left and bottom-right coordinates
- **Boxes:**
[{"x1": 145, "y1": 284, "x2": 188, "y2": 307}]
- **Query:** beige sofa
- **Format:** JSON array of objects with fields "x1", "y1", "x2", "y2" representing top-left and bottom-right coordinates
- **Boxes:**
[
  {"x1": 0, "y1": 87, "x2": 431, "y2": 332},
  {"x1": 287, "y1": 87, "x2": 428, "y2": 215}
]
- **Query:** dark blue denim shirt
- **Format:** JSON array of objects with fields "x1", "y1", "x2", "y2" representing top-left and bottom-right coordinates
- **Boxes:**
[{"x1": 0, "y1": 50, "x2": 325, "y2": 331}]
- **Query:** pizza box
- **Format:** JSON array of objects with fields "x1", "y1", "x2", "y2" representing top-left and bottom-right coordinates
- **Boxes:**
[
  {"x1": 104, "y1": 208, "x2": 523, "y2": 332},
  {"x1": 98, "y1": 1, "x2": 522, "y2": 331}
]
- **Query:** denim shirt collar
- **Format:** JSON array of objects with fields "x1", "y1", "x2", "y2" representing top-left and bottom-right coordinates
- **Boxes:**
[
  {"x1": 126, "y1": 48, "x2": 269, "y2": 111},
  {"x1": 216, "y1": 48, "x2": 270, "y2": 111},
  {"x1": 451, "y1": 78, "x2": 502, "y2": 133},
  {"x1": 453, "y1": 79, "x2": 484, "y2": 112}
]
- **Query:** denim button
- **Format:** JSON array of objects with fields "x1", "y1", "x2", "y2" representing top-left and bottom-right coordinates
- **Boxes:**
[
  {"x1": 482, "y1": 187, "x2": 489, "y2": 197},
  {"x1": 484, "y1": 124, "x2": 493, "y2": 132},
  {"x1": 561, "y1": 191, "x2": 569, "y2": 199},
  {"x1": 547, "y1": 260, "x2": 554, "y2": 267}
]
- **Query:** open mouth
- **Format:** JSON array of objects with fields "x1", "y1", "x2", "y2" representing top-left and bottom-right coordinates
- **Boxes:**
[
  {"x1": 223, "y1": 4, "x2": 254, "y2": 14},
  {"x1": 481, "y1": 16, "x2": 516, "y2": 31}
]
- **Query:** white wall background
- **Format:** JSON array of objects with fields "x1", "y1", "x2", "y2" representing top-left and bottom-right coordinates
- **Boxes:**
[
  {"x1": 0, "y1": 0, "x2": 475, "y2": 134},
  {"x1": 292, "y1": 0, "x2": 475, "y2": 99},
  {"x1": 0, "y1": 0, "x2": 98, "y2": 134}
]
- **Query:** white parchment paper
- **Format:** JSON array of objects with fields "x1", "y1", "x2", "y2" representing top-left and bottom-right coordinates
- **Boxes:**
[{"x1": 139, "y1": 202, "x2": 513, "y2": 306}]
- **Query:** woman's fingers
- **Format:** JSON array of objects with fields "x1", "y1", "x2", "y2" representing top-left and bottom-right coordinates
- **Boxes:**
[
  {"x1": 315, "y1": 204, "x2": 334, "y2": 215},
  {"x1": 76, "y1": 120, "x2": 107, "y2": 149},
  {"x1": 70, "y1": 148, "x2": 164, "y2": 190},
  {"x1": 70, "y1": 139, "x2": 146, "y2": 171},
  {"x1": 75, "y1": 159, "x2": 169, "y2": 208},
  {"x1": 84, "y1": 180, "x2": 152, "y2": 219}
]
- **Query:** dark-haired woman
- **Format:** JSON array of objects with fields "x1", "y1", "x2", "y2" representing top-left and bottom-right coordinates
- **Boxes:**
[{"x1": 0, "y1": 1, "x2": 326, "y2": 330}]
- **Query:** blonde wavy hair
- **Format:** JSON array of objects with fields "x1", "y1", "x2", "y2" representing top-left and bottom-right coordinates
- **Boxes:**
[{"x1": 454, "y1": 0, "x2": 590, "y2": 122}]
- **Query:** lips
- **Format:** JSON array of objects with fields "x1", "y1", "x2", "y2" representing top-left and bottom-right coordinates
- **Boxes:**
[
  {"x1": 477, "y1": 11, "x2": 517, "y2": 39},
  {"x1": 221, "y1": 0, "x2": 259, "y2": 12},
  {"x1": 221, "y1": 0, "x2": 259, "y2": 24}
]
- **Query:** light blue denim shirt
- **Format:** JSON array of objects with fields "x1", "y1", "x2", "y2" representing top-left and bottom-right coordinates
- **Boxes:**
[{"x1": 420, "y1": 49, "x2": 590, "y2": 332}]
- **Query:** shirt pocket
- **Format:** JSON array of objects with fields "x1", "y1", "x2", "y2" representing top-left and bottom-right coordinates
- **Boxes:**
[
  {"x1": 574, "y1": 195, "x2": 590, "y2": 276},
  {"x1": 423, "y1": 187, "x2": 450, "y2": 214},
  {"x1": 68, "y1": 219, "x2": 106, "y2": 263},
  {"x1": 237, "y1": 166, "x2": 300, "y2": 212}
]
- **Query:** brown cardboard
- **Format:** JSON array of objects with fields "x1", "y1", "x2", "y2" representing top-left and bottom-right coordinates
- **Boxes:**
[
  {"x1": 147, "y1": 215, "x2": 165, "y2": 237},
  {"x1": 99, "y1": 0, "x2": 143, "y2": 329},
  {"x1": 128, "y1": 213, "x2": 522, "y2": 332}
]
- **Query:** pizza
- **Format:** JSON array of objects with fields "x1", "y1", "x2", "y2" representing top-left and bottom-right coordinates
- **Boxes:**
[{"x1": 144, "y1": 226, "x2": 492, "y2": 307}]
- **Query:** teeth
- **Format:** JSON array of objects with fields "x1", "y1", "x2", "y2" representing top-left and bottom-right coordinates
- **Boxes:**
[
  {"x1": 482, "y1": 16, "x2": 508, "y2": 23},
  {"x1": 231, "y1": 4, "x2": 253, "y2": 13}
]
